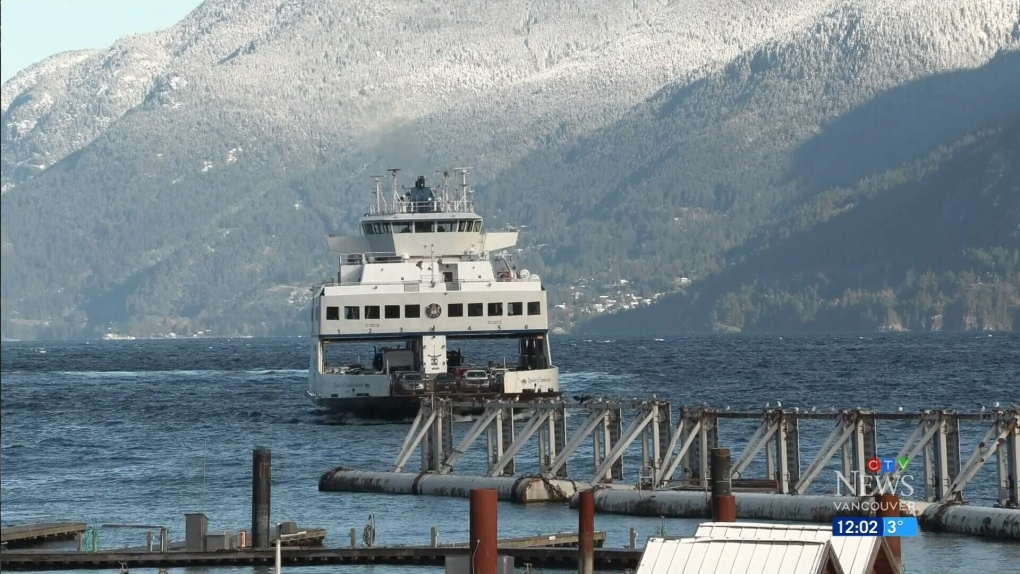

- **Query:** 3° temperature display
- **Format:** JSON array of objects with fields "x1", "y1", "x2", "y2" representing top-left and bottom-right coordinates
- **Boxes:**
[{"x1": 832, "y1": 517, "x2": 918, "y2": 537}]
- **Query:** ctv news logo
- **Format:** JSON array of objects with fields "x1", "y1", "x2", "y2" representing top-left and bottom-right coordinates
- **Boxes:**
[{"x1": 833, "y1": 456, "x2": 917, "y2": 514}]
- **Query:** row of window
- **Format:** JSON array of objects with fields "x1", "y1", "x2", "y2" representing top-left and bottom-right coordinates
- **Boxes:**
[
  {"x1": 326, "y1": 301, "x2": 542, "y2": 320},
  {"x1": 363, "y1": 220, "x2": 482, "y2": 235}
]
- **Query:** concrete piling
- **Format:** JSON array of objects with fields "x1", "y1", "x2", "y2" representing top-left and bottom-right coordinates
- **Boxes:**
[
  {"x1": 430, "y1": 526, "x2": 438, "y2": 547},
  {"x1": 252, "y1": 447, "x2": 272, "y2": 549},
  {"x1": 711, "y1": 448, "x2": 735, "y2": 523},
  {"x1": 350, "y1": 528, "x2": 357, "y2": 548},
  {"x1": 578, "y1": 490, "x2": 594, "y2": 574},
  {"x1": 629, "y1": 527, "x2": 636, "y2": 549},
  {"x1": 470, "y1": 489, "x2": 498, "y2": 574}
]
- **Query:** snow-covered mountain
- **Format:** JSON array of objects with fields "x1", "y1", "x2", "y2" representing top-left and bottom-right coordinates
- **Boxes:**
[
  {"x1": 2, "y1": 0, "x2": 855, "y2": 187},
  {"x1": 2, "y1": 0, "x2": 1018, "y2": 338}
]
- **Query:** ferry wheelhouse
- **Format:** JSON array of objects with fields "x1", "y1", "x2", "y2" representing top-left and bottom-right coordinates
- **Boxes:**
[{"x1": 307, "y1": 169, "x2": 560, "y2": 419}]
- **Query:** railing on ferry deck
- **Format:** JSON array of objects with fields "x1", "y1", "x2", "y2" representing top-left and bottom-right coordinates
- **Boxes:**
[
  {"x1": 340, "y1": 252, "x2": 405, "y2": 265},
  {"x1": 367, "y1": 198, "x2": 476, "y2": 216},
  {"x1": 320, "y1": 274, "x2": 541, "y2": 288}
]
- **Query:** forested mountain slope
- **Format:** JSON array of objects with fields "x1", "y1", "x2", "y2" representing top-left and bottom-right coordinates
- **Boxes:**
[{"x1": 581, "y1": 122, "x2": 1020, "y2": 334}]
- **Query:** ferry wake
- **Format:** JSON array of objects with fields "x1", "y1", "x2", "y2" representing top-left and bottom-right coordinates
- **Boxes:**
[{"x1": 307, "y1": 168, "x2": 560, "y2": 420}]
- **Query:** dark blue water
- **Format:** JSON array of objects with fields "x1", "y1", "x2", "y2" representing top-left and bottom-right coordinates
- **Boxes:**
[{"x1": 2, "y1": 334, "x2": 1018, "y2": 573}]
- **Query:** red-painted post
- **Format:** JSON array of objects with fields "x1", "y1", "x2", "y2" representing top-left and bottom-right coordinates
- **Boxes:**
[
  {"x1": 578, "y1": 490, "x2": 595, "y2": 574},
  {"x1": 470, "y1": 489, "x2": 498, "y2": 574},
  {"x1": 711, "y1": 447, "x2": 736, "y2": 522}
]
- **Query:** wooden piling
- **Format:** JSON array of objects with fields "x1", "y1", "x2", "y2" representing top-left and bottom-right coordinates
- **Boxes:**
[
  {"x1": 711, "y1": 447, "x2": 736, "y2": 522},
  {"x1": 252, "y1": 448, "x2": 272, "y2": 549},
  {"x1": 470, "y1": 489, "x2": 498, "y2": 574},
  {"x1": 876, "y1": 493, "x2": 902, "y2": 567},
  {"x1": 578, "y1": 490, "x2": 594, "y2": 574}
]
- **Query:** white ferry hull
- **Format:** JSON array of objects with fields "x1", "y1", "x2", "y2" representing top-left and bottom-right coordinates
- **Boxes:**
[
  {"x1": 307, "y1": 367, "x2": 560, "y2": 420},
  {"x1": 306, "y1": 169, "x2": 561, "y2": 421}
]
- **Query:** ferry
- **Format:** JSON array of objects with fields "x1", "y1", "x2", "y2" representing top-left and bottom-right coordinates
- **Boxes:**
[{"x1": 307, "y1": 168, "x2": 560, "y2": 420}]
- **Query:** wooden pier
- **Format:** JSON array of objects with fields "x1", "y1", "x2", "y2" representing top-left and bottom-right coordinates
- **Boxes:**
[
  {"x1": 0, "y1": 546, "x2": 641, "y2": 571},
  {"x1": 277, "y1": 528, "x2": 327, "y2": 547},
  {"x1": 1, "y1": 523, "x2": 86, "y2": 548},
  {"x1": 448, "y1": 530, "x2": 606, "y2": 548}
]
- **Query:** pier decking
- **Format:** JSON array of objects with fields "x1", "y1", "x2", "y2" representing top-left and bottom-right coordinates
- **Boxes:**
[
  {"x1": 447, "y1": 531, "x2": 606, "y2": 548},
  {"x1": 277, "y1": 528, "x2": 327, "y2": 547},
  {"x1": 0, "y1": 523, "x2": 86, "y2": 548},
  {"x1": 0, "y1": 546, "x2": 640, "y2": 571}
]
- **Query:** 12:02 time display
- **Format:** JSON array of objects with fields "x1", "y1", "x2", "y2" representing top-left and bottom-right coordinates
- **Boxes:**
[{"x1": 834, "y1": 517, "x2": 882, "y2": 536}]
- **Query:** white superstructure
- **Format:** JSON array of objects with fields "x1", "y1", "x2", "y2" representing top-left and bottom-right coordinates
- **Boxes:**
[{"x1": 307, "y1": 169, "x2": 559, "y2": 418}]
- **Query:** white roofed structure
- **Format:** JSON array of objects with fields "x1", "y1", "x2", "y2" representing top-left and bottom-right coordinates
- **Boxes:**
[
  {"x1": 636, "y1": 536, "x2": 844, "y2": 574},
  {"x1": 693, "y1": 522, "x2": 901, "y2": 574}
]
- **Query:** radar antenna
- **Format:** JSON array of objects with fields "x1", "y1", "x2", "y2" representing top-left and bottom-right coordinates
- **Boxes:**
[
  {"x1": 387, "y1": 169, "x2": 401, "y2": 205},
  {"x1": 454, "y1": 167, "x2": 472, "y2": 205},
  {"x1": 436, "y1": 170, "x2": 451, "y2": 204},
  {"x1": 370, "y1": 175, "x2": 384, "y2": 212}
]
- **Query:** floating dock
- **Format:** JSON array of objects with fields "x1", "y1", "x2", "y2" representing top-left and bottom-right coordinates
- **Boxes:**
[
  {"x1": 319, "y1": 468, "x2": 588, "y2": 502},
  {"x1": 319, "y1": 398, "x2": 1020, "y2": 540},
  {"x1": 567, "y1": 490, "x2": 929, "y2": 520},
  {"x1": 325, "y1": 399, "x2": 1020, "y2": 505},
  {"x1": 0, "y1": 523, "x2": 86, "y2": 548},
  {"x1": 0, "y1": 546, "x2": 640, "y2": 571}
]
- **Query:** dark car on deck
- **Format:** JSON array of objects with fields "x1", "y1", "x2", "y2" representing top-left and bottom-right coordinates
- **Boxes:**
[
  {"x1": 433, "y1": 372, "x2": 457, "y2": 393},
  {"x1": 396, "y1": 371, "x2": 425, "y2": 394}
]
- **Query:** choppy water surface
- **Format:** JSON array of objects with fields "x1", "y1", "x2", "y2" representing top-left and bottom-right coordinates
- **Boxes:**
[{"x1": 2, "y1": 334, "x2": 1018, "y2": 574}]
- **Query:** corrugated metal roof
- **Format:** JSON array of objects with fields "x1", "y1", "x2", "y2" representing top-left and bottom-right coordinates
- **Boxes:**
[
  {"x1": 636, "y1": 536, "x2": 843, "y2": 574},
  {"x1": 693, "y1": 522, "x2": 893, "y2": 574}
]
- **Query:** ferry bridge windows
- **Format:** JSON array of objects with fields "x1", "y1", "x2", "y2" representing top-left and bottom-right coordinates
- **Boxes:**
[
  {"x1": 365, "y1": 305, "x2": 381, "y2": 320},
  {"x1": 326, "y1": 306, "x2": 340, "y2": 320},
  {"x1": 455, "y1": 220, "x2": 482, "y2": 232},
  {"x1": 405, "y1": 304, "x2": 421, "y2": 318},
  {"x1": 487, "y1": 302, "x2": 503, "y2": 316},
  {"x1": 528, "y1": 301, "x2": 541, "y2": 315},
  {"x1": 364, "y1": 222, "x2": 389, "y2": 235},
  {"x1": 363, "y1": 220, "x2": 483, "y2": 235},
  {"x1": 344, "y1": 306, "x2": 360, "y2": 320},
  {"x1": 448, "y1": 303, "x2": 464, "y2": 317},
  {"x1": 508, "y1": 302, "x2": 523, "y2": 316},
  {"x1": 468, "y1": 303, "x2": 483, "y2": 317},
  {"x1": 385, "y1": 305, "x2": 401, "y2": 319},
  {"x1": 443, "y1": 272, "x2": 454, "y2": 283}
]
